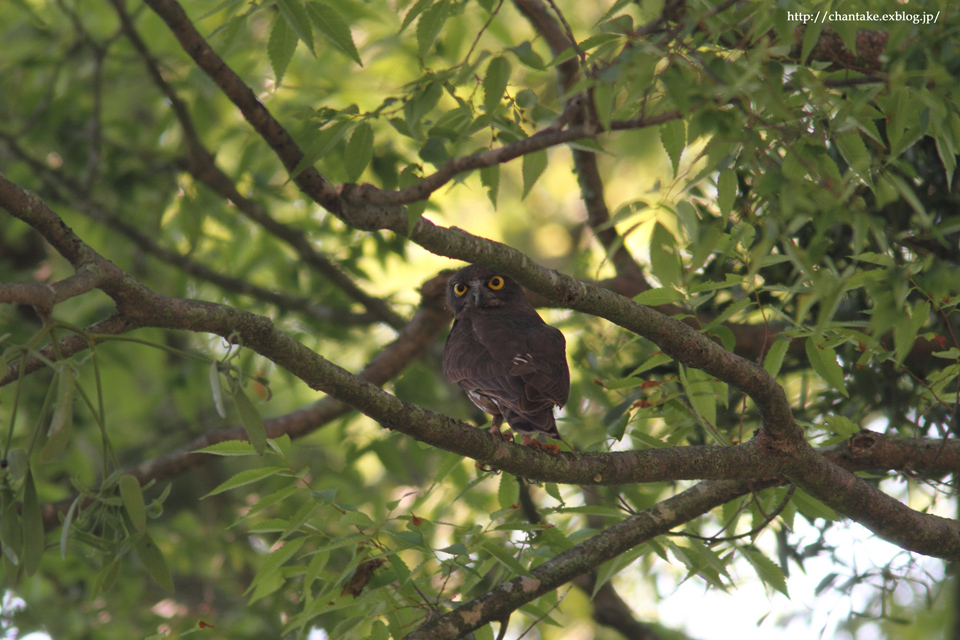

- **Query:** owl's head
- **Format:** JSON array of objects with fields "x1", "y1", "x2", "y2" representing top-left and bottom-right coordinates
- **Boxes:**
[{"x1": 447, "y1": 265, "x2": 528, "y2": 317}]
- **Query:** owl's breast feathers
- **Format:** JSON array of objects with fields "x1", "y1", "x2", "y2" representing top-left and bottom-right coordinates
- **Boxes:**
[{"x1": 443, "y1": 307, "x2": 569, "y2": 437}]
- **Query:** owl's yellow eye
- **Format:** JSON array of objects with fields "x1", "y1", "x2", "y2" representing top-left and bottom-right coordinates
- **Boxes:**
[
  {"x1": 453, "y1": 283, "x2": 467, "y2": 296},
  {"x1": 488, "y1": 276, "x2": 505, "y2": 290}
]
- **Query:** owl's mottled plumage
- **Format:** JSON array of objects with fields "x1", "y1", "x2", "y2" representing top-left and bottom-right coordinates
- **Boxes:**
[{"x1": 442, "y1": 265, "x2": 569, "y2": 443}]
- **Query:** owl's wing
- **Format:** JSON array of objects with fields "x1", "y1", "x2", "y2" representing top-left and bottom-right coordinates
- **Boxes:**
[{"x1": 471, "y1": 314, "x2": 570, "y2": 410}]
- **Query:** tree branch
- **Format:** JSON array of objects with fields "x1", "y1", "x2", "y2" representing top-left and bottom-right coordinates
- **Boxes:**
[{"x1": 5, "y1": 174, "x2": 960, "y2": 562}]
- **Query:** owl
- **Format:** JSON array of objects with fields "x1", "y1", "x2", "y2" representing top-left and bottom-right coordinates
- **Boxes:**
[{"x1": 442, "y1": 265, "x2": 569, "y2": 450}]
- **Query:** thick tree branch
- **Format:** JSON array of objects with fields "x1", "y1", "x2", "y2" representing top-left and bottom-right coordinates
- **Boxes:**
[{"x1": 5, "y1": 175, "x2": 960, "y2": 562}]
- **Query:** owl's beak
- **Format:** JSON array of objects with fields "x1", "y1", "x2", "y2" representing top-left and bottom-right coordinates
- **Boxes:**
[{"x1": 468, "y1": 282, "x2": 482, "y2": 307}]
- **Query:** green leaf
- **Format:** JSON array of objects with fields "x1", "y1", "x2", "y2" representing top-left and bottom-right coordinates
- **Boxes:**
[
  {"x1": 39, "y1": 367, "x2": 75, "y2": 463},
  {"x1": 307, "y1": 2, "x2": 362, "y2": 66},
  {"x1": 680, "y1": 365, "x2": 716, "y2": 428},
  {"x1": 741, "y1": 546, "x2": 789, "y2": 596},
  {"x1": 483, "y1": 56, "x2": 511, "y2": 115},
  {"x1": 268, "y1": 12, "x2": 299, "y2": 86},
  {"x1": 291, "y1": 119, "x2": 352, "y2": 179},
  {"x1": 799, "y1": 23, "x2": 822, "y2": 66},
  {"x1": 0, "y1": 488, "x2": 20, "y2": 571},
  {"x1": 202, "y1": 467, "x2": 281, "y2": 499},
  {"x1": 276, "y1": 0, "x2": 315, "y2": 55},
  {"x1": 521, "y1": 149, "x2": 547, "y2": 199},
  {"x1": 209, "y1": 362, "x2": 226, "y2": 419},
  {"x1": 119, "y1": 474, "x2": 147, "y2": 533},
  {"x1": 804, "y1": 338, "x2": 848, "y2": 397},
  {"x1": 763, "y1": 337, "x2": 790, "y2": 377},
  {"x1": 21, "y1": 470, "x2": 44, "y2": 576},
  {"x1": 60, "y1": 496, "x2": 81, "y2": 560},
  {"x1": 481, "y1": 538, "x2": 531, "y2": 576},
  {"x1": 649, "y1": 223, "x2": 681, "y2": 288},
  {"x1": 480, "y1": 164, "x2": 500, "y2": 208},
  {"x1": 717, "y1": 169, "x2": 736, "y2": 217},
  {"x1": 416, "y1": 0, "x2": 449, "y2": 59},
  {"x1": 824, "y1": 414, "x2": 858, "y2": 437},
  {"x1": 498, "y1": 474, "x2": 519, "y2": 511},
  {"x1": 633, "y1": 287, "x2": 682, "y2": 306},
  {"x1": 134, "y1": 532, "x2": 175, "y2": 592},
  {"x1": 232, "y1": 386, "x2": 267, "y2": 455},
  {"x1": 345, "y1": 123, "x2": 374, "y2": 182},
  {"x1": 592, "y1": 82, "x2": 613, "y2": 131},
  {"x1": 6, "y1": 449, "x2": 28, "y2": 484},
  {"x1": 246, "y1": 537, "x2": 306, "y2": 595},
  {"x1": 834, "y1": 129, "x2": 870, "y2": 180},
  {"x1": 192, "y1": 440, "x2": 259, "y2": 456},
  {"x1": 660, "y1": 119, "x2": 685, "y2": 176},
  {"x1": 400, "y1": 0, "x2": 433, "y2": 32},
  {"x1": 792, "y1": 489, "x2": 839, "y2": 522}
]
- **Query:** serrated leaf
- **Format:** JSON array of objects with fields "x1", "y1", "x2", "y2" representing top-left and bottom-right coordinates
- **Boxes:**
[
  {"x1": 401, "y1": 0, "x2": 433, "y2": 32},
  {"x1": 483, "y1": 56, "x2": 511, "y2": 115},
  {"x1": 119, "y1": 474, "x2": 147, "y2": 532},
  {"x1": 134, "y1": 532, "x2": 174, "y2": 592},
  {"x1": 741, "y1": 547, "x2": 789, "y2": 597},
  {"x1": 805, "y1": 338, "x2": 848, "y2": 397},
  {"x1": 21, "y1": 470, "x2": 44, "y2": 576},
  {"x1": 416, "y1": 0, "x2": 449, "y2": 59},
  {"x1": 371, "y1": 619, "x2": 390, "y2": 640},
  {"x1": 276, "y1": 0, "x2": 315, "y2": 54},
  {"x1": 660, "y1": 120, "x2": 685, "y2": 176},
  {"x1": 202, "y1": 467, "x2": 281, "y2": 499},
  {"x1": 834, "y1": 129, "x2": 870, "y2": 179},
  {"x1": 307, "y1": 2, "x2": 362, "y2": 65},
  {"x1": 592, "y1": 82, "x2": 613, "y2": 131},
  {"x1": 291, "y1": 119, "x2": 352, "y2": 179},
  {"x1": 633, "y1": 287, "x2": 682, "y2": 306},
  {"x1": 800, "y1": 23, "x2": 822, "y2": 66},
  {"x1": 649, "y1": 223, "x2": 681, "y2": 288},
  {"x1": 268, "y1": 12, "x2": 299, "y2": 86},
  {"x1": 246, "y1": 537, "x2": 306, "y2": 595},
  {"x1": 232, "y1": 386, "x2": 267, "y2": 455},
  {"x1": 192, "y1": 440, "x2": 259, "y2": 456},
  {"x1": 717, "y1": 169, "x2": 736, "y2": 217},
  {"x1": 481, "y1": 539, "x2": 531, "y2": 576},
  {"x1": 763, "y1": 337, "x2": 790, "y2": 377},
  {"x1": 824, "y1": 414, "x2": 858, "y2": 437},
  {"x1": 498, "y1": 474, "x2": 519, "y2": 511},
  {"x1": 480, "y1": 164, "x2": 500, "y2": 208},
  {"x1": 521, "y1": 149, "x2": 547, "y2": 199},
  {"x1": 792, "y1": 489, "x2": 839, "y2": 522},
  {"x1": 345, "y1": 123, "x2": 374, "y2": 182}
]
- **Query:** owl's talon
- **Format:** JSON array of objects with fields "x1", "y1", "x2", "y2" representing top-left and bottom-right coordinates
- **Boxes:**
[
  {"x1": 488, "y1": 425, "x2": 514, "y2": 442},
  {"x1": 520, "y1": 434, "x2": 561, "y2": 455},
  {"x1": 475, "y1": 460, "x2": 501, "y2": 474}
]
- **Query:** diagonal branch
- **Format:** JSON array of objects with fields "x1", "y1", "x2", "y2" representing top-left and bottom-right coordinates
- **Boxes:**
[
  {"x1": 5, "y1": 173, "x2": 960, "y2": 562},
  {"x1": 406, "y1": 478, "x2": 767, "y2": 639}
]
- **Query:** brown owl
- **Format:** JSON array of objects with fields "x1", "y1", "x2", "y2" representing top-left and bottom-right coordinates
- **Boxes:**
[{"x1": 442, "y1": 265, "x2": 569, "y2": 450}]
